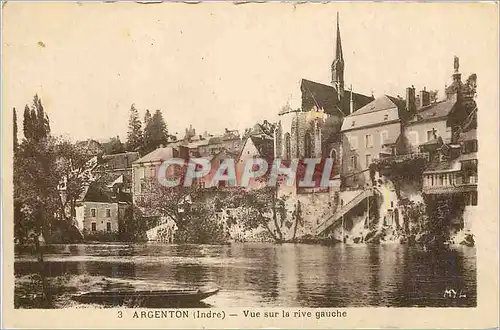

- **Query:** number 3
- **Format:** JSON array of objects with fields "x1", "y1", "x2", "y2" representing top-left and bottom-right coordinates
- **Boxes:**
[{"x1": 118, "y1": 311, "x2": 123, "y2": 318}]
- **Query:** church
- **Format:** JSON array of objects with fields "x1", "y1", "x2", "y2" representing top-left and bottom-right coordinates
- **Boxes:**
[{"x1": 274, "y1": 13, "x2": 373, "y2": 180}]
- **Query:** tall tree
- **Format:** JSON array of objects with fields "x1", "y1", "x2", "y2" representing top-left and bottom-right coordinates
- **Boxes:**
[
  {"x1": 143, "y1": 109, "x2": 168, "y2": 154},
  {"x1": 143, "y1": 110, "x2": 153, "y2": 154},
  {"x1": 13, "y1": 108, "x2": 18, "y2": 151},
  {"x1": 14, "y1": 95, "x2": 57, "y2": 306},
  {"x1": 150, "y1": 109, "x2": 169, "y2": 147},
  {"x1": 23, "y1": 105, "x2": 33, "y2": 141},
  {"x1": 126, "y1": 104, "x2": 143, "y2": 152}
]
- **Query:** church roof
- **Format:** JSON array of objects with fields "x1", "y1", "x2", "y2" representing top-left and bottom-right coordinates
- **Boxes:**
[{"x1": 300, "y1": 79, "x2": 373, "y2": 116}]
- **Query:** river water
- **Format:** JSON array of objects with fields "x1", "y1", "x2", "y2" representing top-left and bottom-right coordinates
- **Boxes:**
[{"x1": 15, "y1": 243, "x2": 476, "y2": 308}]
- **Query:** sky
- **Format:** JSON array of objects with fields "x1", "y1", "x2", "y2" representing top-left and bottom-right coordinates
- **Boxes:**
[{"x1": 2, "y1": 2, "x2": 498, "y2": 142}]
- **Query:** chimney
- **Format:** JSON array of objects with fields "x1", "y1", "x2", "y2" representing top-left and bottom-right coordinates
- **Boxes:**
[
  {"x1": 420, "y1": 87, "x2": 430, "y2": 108},
  {"x1": 405, "y1": 85, "x2": 416, "y2": 113}
]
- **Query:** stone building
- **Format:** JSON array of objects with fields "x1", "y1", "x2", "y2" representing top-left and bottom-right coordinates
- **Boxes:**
[
  {"x1": 341, "y1": 94, "x2": 408, "y2": 188},
  {"x1": 274, "y1": 14, "x2": 373, "y2": 188},
  {"x1": 74, "y1": 181, "x2": 132, "y2": 234}
]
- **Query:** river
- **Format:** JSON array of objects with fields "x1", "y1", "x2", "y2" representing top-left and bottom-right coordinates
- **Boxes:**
[{"x1": 14, "y1": 242, "x2": 476, "y2": 308}]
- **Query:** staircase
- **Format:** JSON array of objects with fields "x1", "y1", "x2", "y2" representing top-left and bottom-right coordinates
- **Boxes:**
[{"x1": 315, "y1": 189, "x2": 374, "y2": 236}]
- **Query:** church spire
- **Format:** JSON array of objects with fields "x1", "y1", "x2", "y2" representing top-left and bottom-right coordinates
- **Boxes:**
[{"x1": 331, "y1": 12, "x2": 345, "y2": 100}]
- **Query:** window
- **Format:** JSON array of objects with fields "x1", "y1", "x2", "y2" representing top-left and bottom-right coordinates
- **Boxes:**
[
  {"x1": 329, "y1": 148, "x2": 337, "y2": 163},
  {"x1": 427, "y1": 129, "x2": 436, "y2": 142},
  {"x1": 463, "y1": 140, "x2": 478, "y2": 154},
  {"x1": 91, "y1": 222, "x2": 96, "y2": 231},
  {"x1": 380, "y1": 131, "x2": 389, "y2": 146},
  {"x1": 350, "y1": 155, "x2": 357, "y2": 170},
  {"x1": 140, "y1": 182, "x2": 146, "y2": 193},
  {"x1": 284, "y1": 133, "x2": 291, "y2": 160},
  {"x1": 106, "y1": 209, "x2": 111, "y2": 217},
  {"x1": 351, "y1": 120, "x2": 356, "y2": 127},
  {"x1": 106, "y1": 222, "x2": 112, "y2": 232},
  {"x1": 91, "y1": 208, "x2": 97, "y2": 217},
  {"x1": 383, "y1": 114, "x2": 389, "y2": 121},
  {"x1": 304, "y1": 133, "x2": 313, "y2": 158},
  {"x1": 431, "y1": 175, "x2": 434, "y2": 186},
  {"x1": 439, "y1": 175, "x2": 444, "y2": 186},
  {"x1": 365, "y1": 154, "x2": 372, "y2": 167},
  {"x1": 471, "y1": 191, "x2": 478, "y2": 206},
  {"x1": 139, "y1": 167, "x2": 145, "y2": 179},
  {"x1": 465, "y1": 191, "x2": 478, "y2": 206},
  {"x1": 349, "y1": 136, "x2": 358, "y2": 150},
  {"x1": 365, "y1": 134, "x2": 373, "y2": 148}
]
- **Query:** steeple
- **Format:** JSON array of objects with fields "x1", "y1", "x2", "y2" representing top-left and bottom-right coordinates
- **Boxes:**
[{"x1": 331, "y1": 12, "x2": 345, "y2": 100}]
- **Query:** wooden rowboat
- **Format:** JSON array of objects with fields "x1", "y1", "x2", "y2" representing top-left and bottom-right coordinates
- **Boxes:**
[{"x1": 73, "y1": 288, "x2": 219, "y2": 307}]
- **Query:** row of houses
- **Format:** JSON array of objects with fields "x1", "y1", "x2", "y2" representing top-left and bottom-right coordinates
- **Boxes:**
[{"x1": 68, "y1": 15, "x2": 478, "y2": 241}]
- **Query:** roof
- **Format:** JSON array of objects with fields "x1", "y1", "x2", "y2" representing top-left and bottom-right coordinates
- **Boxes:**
[
  {"x1": 134, "y1": 147, "x2": 178, "y2": 164},
  {"x1": 96, "y1": 152, "x2": 139, "y2": 171},
  {"x1": 83, "y1": 181, "x2": 132, "y2": 204},
  {"x1": 300, "y1": 79, "x2": 373, "y2": 116},
  {"x1": 409, "y1": 100, "x2": 456, "y2": 124},
  {"x1": 349, "y1": 95, "x2": 404, "y2": 117},
  {"x1": 457, "y1": 129, "x2": 477, "y2": 142},
  {"x1": 341, "y1": 95, "x2": 403, "y2": 131},
  {"x1": 83, "y1": 182, "x2": 114, "y2": 203}
]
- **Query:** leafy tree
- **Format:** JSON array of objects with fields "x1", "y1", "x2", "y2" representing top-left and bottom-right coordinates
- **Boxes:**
[
  {"x1": 126, "y1": 104, "x2": 143, "y2": 152},
  {"x1": 228, "y1": 186, "x2": 289, "y2": 242},
  {"x1": 54, "y1": 139, "x2": 102, "y2": 225},
  {"x1": 118, "y1": 206, "x2": 149, "y2": 242},
  {"x1": 15, "y1": 95, "x2": 58, "y2": 306},
  {"x1": 135, "y1": 173, "x2": 226, "y2": 244}
]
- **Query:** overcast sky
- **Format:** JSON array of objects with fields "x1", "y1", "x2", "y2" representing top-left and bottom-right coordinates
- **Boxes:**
[{"x1": 3, "y1": 2, "x2": 498, "y2": 141}]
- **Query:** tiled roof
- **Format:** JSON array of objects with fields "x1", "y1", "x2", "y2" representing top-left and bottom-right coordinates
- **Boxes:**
[
  {"x1": 83, "y1": 181, "x2": 132, "y2": 204},
  {"x1": 83, "y1": 182, "x2": 114, "y2": 203},
  {"x1": 341, "y1": 95, "x2": 403, "y2": 131},
  {"x1": 409, "y1": 100, "x2": 456, "y2": 124},
  {"x1": 134, "y1": 147, "x2": 178, "y2": 164},
  {"x1": 96, "y1": 152, "x2": 139, "y2": 171}
]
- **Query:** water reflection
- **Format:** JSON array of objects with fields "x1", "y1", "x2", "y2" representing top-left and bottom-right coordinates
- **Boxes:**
[{"x1": 15, "y1": 243, "x2": 476, "y2": 308}]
